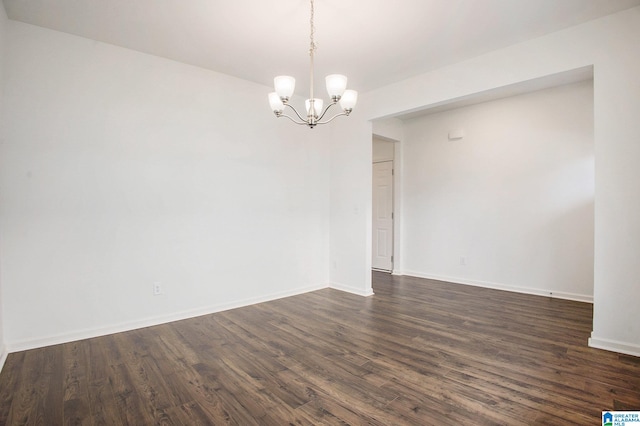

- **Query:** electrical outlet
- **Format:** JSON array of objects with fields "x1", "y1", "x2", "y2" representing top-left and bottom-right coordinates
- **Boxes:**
[{"x1": 153, "y1": 282, "x2": 163, "y2": 296}]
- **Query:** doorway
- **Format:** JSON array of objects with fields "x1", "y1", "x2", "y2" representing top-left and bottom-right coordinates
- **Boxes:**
[{"x1": 372, "y1": 135, "x2": 396, "y2": 272}]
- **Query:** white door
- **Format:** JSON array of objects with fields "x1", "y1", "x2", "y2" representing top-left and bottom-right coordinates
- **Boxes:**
[{"x1": 372, "y1": 161, "x2": 394, "y2": 271}]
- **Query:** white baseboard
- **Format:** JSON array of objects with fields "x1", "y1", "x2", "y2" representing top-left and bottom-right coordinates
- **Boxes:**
[
  {"x1": 400, "y1": 270, "x2": 593, "y2": 303},
  {"x1": 0, "y1": 344, "x2": 7, "y2": 374},
  {"x1": 6, "y1": 283, "x2": 329, "y2": 353},
  {"x1": 589, "y1": 335, "x2": 640, "y2": 358},
  {"x1": 330, "y1": 281, "x2": 375, "y2": 297}
]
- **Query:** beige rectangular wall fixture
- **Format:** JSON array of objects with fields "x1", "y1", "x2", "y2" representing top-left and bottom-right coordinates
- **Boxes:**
[{"x1": 448, "y1": 129, "x2": 465, "y2": 140}]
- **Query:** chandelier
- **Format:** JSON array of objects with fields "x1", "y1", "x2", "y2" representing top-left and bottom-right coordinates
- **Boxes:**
[{"x1": 268, "y1": 0, "x2": 358, "y2": 128}]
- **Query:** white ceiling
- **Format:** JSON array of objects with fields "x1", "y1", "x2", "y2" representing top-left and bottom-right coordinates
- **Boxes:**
[{"x1": 3, "y1": 0, "x2": 640, "y2": 93}]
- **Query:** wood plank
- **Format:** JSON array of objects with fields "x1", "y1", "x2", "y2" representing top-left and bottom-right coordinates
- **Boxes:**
[
  {"x1": 87, "y1": 378, "x2": 122, "y2": 426},
  {"x1": 62, "y1": 340, "x2": 91, "y2": 426},
  {"x1": 0, "y1": 352, "x2": 26, "y2": 424},
  {"x1": 109, "y1": 362, "x2": 157, "y2": 425}
]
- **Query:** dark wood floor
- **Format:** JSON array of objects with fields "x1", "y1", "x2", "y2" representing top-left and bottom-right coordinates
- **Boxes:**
[{"x1": 1, "y1": 272, "x2": 639, "y2": 425}]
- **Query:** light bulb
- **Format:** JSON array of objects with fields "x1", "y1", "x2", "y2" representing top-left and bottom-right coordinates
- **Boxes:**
[
  {"x1": 326, "y1": 74, "x2": 347, "y2": 100},
  {"x1": 268, "y1": 92, "x2": 284, "y2": 113},
  {"x1": 305, "y1": 98, "x2": 324, "y2": 116},
  {"x1": 274, "y1": 76, "x2": 295, "y2": 100},
  {"x1": 340, "y1": 90, "x2": 358, "y2": 111}
]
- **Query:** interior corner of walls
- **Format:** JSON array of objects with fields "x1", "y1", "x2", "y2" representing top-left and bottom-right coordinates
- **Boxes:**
[
  {"x1": 330, "y1": 281, "x2": 374, "y2": 297},
  {"x1": 0, "y1": 344, "x2": 7, "y2": 373},
  {"x1": 589, "y1": 335, "x2": 640, "y2": 358}
]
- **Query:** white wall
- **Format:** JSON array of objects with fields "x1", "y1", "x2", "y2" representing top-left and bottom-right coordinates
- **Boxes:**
[
  {"x1": 0, "y1": 2, "x2": 7, "y2": 368},
  {"x1": 401, "y1": 81, "x2": 594, "y2": 301},
  {"x1": 362, "y1": 7, "x2": 640, "y2": 356},
  {"x1": 0, "y1": 21, "x2": 331, "y2": 350},
  {"x1": 328, "y1": 117, "x2": 374, "y2": 296}
]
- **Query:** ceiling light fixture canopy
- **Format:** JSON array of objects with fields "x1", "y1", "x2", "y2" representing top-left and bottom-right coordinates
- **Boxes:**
[{"x1": 268, "y1": 0, "x2": 357, "y2": 128}]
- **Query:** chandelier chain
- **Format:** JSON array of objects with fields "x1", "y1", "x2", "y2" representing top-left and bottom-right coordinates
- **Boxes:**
[
  {"x1": 309, "y1": 0, "x2": 316, "y2": 56},
  {"x1": 309, "y1": 0, "x2": 316, "y2": 101}
]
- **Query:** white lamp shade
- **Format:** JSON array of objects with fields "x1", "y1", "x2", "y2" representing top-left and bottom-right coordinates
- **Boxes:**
[
  {"x1": 340, "y1": 90, "x2": 358, "y2": 110},
  {"x1": 325, "y1": 74, "x2": 347, "y2": 98},
  {"x1": 274, "y1": 76, "x2": 295, "y2": 99},
  {"x1": 268, "y1": 92, "x2": 284, "y2": 112},
  {"x1": 305, "y1": 98, "x2": 324, "y2": 116}
]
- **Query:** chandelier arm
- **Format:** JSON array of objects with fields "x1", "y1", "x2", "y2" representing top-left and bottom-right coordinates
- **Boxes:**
[
  {"x1": 279, "y1": 114, "x2": 311, "y2": 125},
  {"x1": 316, "y1": 100, "x2": 339, "y2": 122},
  {"x1": 285, "y1": 103, "x2": 308, "y2": 123},
  {"x1": 316, "y1": 111, "x2": 350, "y2": 125}
]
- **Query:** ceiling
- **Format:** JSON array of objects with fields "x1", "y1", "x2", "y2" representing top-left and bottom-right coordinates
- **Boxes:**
[{"x1": 3, "y1": 0, "x2": 640, "y2": 93}]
